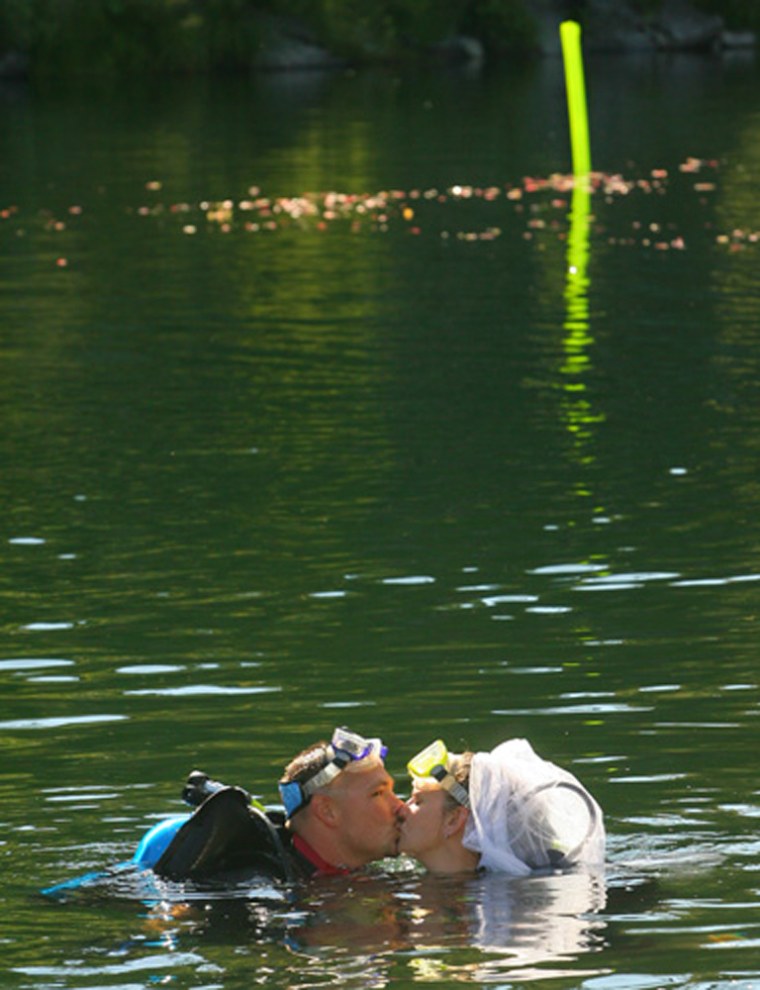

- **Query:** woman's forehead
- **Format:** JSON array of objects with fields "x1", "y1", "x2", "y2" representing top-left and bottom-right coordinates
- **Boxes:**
[{"x1": 411, "y1": 778, "x2": 443, "y2": 795}]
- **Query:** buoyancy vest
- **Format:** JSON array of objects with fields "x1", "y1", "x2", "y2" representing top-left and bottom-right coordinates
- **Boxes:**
[{"x1": 153, "y1": 786, "x2": 303, "y2": 883}]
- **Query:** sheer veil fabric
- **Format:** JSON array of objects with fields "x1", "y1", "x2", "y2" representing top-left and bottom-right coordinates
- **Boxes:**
[{"x1": 462, "y1": 739, "x2": 605, "y2": 874}]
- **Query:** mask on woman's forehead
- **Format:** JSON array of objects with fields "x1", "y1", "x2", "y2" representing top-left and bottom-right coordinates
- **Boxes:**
[{"x1": 407, "y1": 739, "x2": 470, "y2": 808}]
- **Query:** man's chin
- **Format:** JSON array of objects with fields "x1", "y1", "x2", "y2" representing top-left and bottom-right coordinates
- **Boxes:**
[{"x1": 383, "y1": 829, "x2": 409, "y2": 857}]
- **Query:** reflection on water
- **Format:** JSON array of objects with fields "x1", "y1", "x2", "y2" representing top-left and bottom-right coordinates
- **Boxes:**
[
  {"x1": 289, "y1": 868, "x2": 609, "y2": 982},
  {"x1": 2, "y1": 52, "x2": 760, "y2": 990},
  {"x1": 33, "y1": 862, "x2": 610, "y2": 986}
]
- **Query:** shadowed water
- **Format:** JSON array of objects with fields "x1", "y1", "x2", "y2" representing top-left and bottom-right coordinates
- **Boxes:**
[{"x1": 1, "y1": 50, "x2": 760, "y2": 990}]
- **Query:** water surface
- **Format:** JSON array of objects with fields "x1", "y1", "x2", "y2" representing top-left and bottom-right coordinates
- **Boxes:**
[{"x1": 1, "y1": 51, "x2": 760, "y2": 990}]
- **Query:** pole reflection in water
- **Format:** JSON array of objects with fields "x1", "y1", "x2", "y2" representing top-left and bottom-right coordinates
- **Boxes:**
[{"x1": 562, "y1": 176, "x2": 603, "y2": 456}]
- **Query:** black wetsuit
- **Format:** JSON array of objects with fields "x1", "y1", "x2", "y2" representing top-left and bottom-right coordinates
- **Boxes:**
[{"x1": 153, "y1": 786, "x2": 344, "y2": 883}]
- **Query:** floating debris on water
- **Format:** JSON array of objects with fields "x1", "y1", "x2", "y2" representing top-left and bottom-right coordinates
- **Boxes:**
[{"x1": 2, "y1": 157, "x2": 758, "y2": 261}]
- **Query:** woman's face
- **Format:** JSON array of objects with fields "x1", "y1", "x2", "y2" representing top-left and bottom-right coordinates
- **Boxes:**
[{"x1": 398, "y1": 779, "x2": 451, "y2": 859}]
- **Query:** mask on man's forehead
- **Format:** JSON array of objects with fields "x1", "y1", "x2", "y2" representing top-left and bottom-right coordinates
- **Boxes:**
[{"x1": 279, "y1": 727, "x2": 388, "y2": 818}]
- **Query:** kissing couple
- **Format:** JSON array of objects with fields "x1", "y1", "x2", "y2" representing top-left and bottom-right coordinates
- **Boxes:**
[{"x1": 135, "y1": 726, "x2": 605, "y2": 884}]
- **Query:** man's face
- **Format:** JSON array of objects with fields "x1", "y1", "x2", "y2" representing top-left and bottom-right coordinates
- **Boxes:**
[{"x1": 327, "y1": 762, "x2": 404, "y2": 866}]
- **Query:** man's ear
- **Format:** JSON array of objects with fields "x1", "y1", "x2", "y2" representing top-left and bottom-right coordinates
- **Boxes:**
[
  {"x1": 310, "y1": 793, "x2": 339, "y2": 828},
  {"x1": 443, "y1": 805, "x2": 469, "y2": 839}
]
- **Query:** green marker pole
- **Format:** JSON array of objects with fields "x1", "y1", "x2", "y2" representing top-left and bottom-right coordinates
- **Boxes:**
[
  {"x1": 560, "y1": 20, "x2": 591, "y2": 177},
  {"x1": 560, "y1": 19, "x2": 592, "y2": 381},
  {"x1": 560, "y1": 18, "x2": 592, "y2": 286}
]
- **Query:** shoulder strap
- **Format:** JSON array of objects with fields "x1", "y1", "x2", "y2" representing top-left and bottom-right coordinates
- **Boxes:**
[{"x1": 154, "y1": 786, "x2": 294, "y2": 883}]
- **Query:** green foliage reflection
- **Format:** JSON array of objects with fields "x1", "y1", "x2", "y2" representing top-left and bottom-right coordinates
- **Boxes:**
[{"x1": 0, "y1": 0, "x2": 538, "y2": 79}]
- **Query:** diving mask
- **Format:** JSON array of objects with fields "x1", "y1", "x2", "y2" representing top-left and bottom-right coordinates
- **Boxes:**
[
  {"x1": 279, "y1": 727, "x2": 387, "y2": 819},
  {"x1": 407, "y1": 739, "x2": 470, "y2": 808}
]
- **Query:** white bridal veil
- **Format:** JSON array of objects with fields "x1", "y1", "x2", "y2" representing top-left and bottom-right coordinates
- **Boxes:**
[{"x1": 462, "y1": 739, "x2": 606, "y2": 874}]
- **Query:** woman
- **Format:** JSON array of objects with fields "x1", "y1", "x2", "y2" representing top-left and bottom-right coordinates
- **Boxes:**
[{"x1": 399, "y1": 738, "x2": 605, "y2": 875}]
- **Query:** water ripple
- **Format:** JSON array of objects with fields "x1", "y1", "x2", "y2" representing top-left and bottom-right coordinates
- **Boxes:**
[
  {"x1": 671, "y1": 573, "x2": 760, "y2": 587},
  {"x1": 19, "y1": 622, "x2": 76, "y2": 631},
  {"x1": 525, "y1": 605, "x2": 572, "y2": 614},
  {"x1": 381, "y1": 575, "x2": 436, "y2": 586},
  {"x1": 493, "y1": 703, "x2": 652, "y2": 716},
  {"x1": 0, "y1": 658, "x2": 74, "y2": 672},
  {"x1": 15, "y1": 952, "x2": 214, "y2": 978},
  {"x1": 529, "y1": 563, "x2": 607, "y2": 576},
  {"x1": 576, "y1": 572, "x2": 680, "y2": 591},
  {"x1": 124, "y1": 684, "x2": 281, "y2": 697},
  {"x1": 0, "y1": 714, "x2": 127, "y2": 730},
  {"x1": 482, "y1": 594, "x2": 539, "y2": 606},
  {"x1": 116, "y1": 664, "x2": 185, "y2": 674}
]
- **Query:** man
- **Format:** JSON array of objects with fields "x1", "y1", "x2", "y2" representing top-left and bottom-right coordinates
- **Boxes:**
[
  {"x1": 146, "y1": 727, "x2": 404, "y2": 882},
  {"x1": 278, "y1": 727, "x2": 405, "y2": 875}
]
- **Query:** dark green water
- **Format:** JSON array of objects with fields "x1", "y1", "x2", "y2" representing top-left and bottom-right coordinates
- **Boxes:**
[{"x1": 1, "y1": 50, "x2": 760, "y2": 989}]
